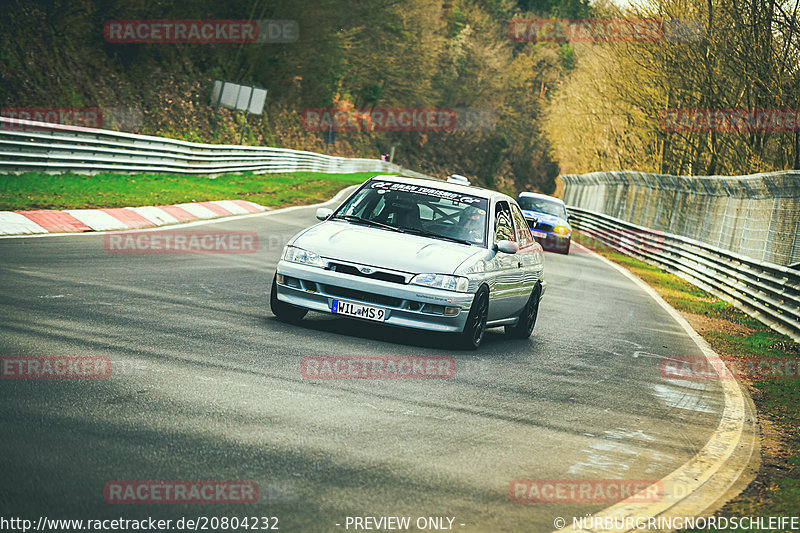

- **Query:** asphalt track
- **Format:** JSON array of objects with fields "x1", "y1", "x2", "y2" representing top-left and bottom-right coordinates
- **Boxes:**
[{"x1": 0, "y1": 195, "x2": 730, "y2": 532}]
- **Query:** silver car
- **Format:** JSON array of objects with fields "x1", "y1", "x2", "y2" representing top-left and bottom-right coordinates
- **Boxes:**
[{"x1": 270, "y1": 175, "x2": 546, "y2": 349}]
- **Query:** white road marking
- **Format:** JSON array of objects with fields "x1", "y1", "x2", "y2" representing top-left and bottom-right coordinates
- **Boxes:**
[{"x1": 554, "y1": 246, "x2": 750, "y2": 532}]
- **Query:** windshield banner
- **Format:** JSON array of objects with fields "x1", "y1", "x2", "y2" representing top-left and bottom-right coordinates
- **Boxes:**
[{"x1": 369, "y1": 181, "x2": 484, "y2": 205}]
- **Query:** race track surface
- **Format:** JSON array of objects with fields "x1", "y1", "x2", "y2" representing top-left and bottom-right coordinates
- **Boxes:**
[{"x1": 0, "y1": 202, "x2": 725, "y2": 532}]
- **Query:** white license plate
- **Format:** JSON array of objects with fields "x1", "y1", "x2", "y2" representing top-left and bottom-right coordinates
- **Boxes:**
[
  {"x1": 531, "y1": 230, "x2": 547, "y2": 239},
  {"x1": 332, "y1": 299, "x2": 386, "y2": 322}
]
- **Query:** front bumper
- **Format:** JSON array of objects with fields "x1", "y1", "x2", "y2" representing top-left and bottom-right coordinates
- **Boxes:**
[
  {"x1": 275, "y1": 260, "x2": 475, "y2": 333},
  {"x1": 531, "y1": 230, "x2": 571, "y2": 250}
]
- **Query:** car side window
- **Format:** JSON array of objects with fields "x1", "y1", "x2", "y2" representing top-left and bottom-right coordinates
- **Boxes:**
[
  {"x1": 510, "y1": 204, "x2": 533, "y2": 248},
  {"x1": 494, "y1": 201, "x2": 515, "y2": 242}
]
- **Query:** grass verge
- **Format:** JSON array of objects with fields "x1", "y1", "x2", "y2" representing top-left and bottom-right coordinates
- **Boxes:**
[
  {"x1": 573, "y1": 233, "x2": 800, "y2": 531},
  {"x1": 0, "y1": 171, "x2": 391, "y2": 211}
]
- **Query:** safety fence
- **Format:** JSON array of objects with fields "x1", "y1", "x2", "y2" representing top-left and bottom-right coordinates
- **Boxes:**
[
  {"x1": 568, "y1": 206, "x2": 800, "y2": 342},
  {"x1": 561, "y1": 171, "x2": 800, "y2": 267}
]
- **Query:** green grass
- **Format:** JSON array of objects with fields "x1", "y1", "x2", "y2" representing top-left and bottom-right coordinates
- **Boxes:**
[
  {"x1": 0, "y1": 171, "x2": 391, "y2": 211},
  {"x1": 577, "y1": 234, "x2": 800, "y2": 529}
]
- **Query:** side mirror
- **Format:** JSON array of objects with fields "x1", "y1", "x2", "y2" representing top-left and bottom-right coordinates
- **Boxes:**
[
  {"x1": 494, "y1": 240, "x2": 519, "y2": 254},
  {"x1": 316, "y1": 208, "x2": 333, "y2": 221}
]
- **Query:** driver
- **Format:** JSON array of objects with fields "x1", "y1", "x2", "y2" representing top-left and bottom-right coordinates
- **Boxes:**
[{"x1": 459, "y1": 205, "x2": 486, "y2": 243}]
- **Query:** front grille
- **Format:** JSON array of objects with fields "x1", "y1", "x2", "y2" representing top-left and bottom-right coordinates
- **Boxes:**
[
  {"x1": 527, "y1": 218, "x2": 554, "y2": 232},
  {"x1": 328, "y1": 262, "x2": 406, "y2": 284},
  {"x1": 323, "y1": 285, "x2": 403, "y2": 307}
]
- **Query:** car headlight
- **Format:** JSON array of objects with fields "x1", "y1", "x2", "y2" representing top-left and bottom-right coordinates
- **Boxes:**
[
  {"x1": 554, "y1": 226, "x2": 571, "y2": 236},
  {"x1": 410, "y1": 273, "x2": 469, "y2": 292},
  {"x1": 282, "y1": 246, "x2": 325, "y2": 267}
]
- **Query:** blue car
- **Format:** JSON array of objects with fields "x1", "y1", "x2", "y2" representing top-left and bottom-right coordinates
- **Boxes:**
[{"x1": 516, "y1": 192, "x2": 572, "y2": 254}]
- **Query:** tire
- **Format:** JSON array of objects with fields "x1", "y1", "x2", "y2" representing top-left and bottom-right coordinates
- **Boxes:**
[
  {"x1": 561, "y1": 239, "x2": 571, "y2": 255},
  {"x1": 270, "y1": 274, "x2": 308, "y2": 323},
  {"x1": 458, "y1": 286, "x2": 489, "y2": 350},
  {"x1": 505, "y1": 283, "x2": 541, "y2": 339}
]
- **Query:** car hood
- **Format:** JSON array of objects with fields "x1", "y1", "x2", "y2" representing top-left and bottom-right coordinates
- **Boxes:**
[
  {"x1": 290, "y1": 221, "x2": 482, "y2": 274},
  {"x1": 521, "y1": 210, "x2": 569, "y2": 228}
]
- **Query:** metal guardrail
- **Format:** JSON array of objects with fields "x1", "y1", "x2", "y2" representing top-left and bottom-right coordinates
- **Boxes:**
[
  {"x1": 568, "y1": 206, "x2": 800, "y2": 342},
  {"x1": 560, "y1": 170, "x2": 800, "y2": 267},
  {"x1": 0, "y1": 116, "x2": 432, "y2": 178}
]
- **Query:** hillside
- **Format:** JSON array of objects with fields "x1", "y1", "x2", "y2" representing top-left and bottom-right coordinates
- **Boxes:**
[{"x1": 0, "y1": 0, "x2": 591, "y2": 194}]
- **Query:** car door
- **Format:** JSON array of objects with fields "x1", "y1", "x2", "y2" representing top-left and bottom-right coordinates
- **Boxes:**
[
  {"x1": 510, "y1": 202, "x2": 544, "y2": 301},
  {"x1": 487, "y1": 200, "x2": 524, "y2": 320}
]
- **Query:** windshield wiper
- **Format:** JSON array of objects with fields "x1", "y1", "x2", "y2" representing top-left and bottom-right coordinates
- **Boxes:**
[
  {"x1": 332, "y1": 214, "x2": 403, "y2": 233},
  {"x1": 397, "y1": 226, "x2": 474, "y2": 246}
]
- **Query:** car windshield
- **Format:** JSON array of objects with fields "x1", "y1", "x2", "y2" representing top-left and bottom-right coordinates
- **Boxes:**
[
  {"x1": 517, "y1": 196, "x2": 567, "y2": 219},
  {"x1": 334, "y1": 180, "x2": 489, "y2": 246}
]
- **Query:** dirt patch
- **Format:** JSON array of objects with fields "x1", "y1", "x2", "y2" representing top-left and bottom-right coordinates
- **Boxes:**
[
  {"x1": 769, "y1": 341, "x2": 800, "y2": 354},
  {"x1": 755, "y1": 413, "x2": 793, "y2": 469},
  {"x1": 699, "y1": 379, "x2": 800, "y2": 518},
  {"x1": 653, "y1": 285, "x2": 718, "y2": 303},
  {"x1": 683, "y1": 311, "x2": 757, "y2": 337}
]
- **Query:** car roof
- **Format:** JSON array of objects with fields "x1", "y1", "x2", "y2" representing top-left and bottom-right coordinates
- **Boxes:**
[
  {"x1": 370, "y1": 174, "x2": 514, "y2": 203},
  {"x1": 517, "y1": 192, "x2": 566, "y2": 205}
]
